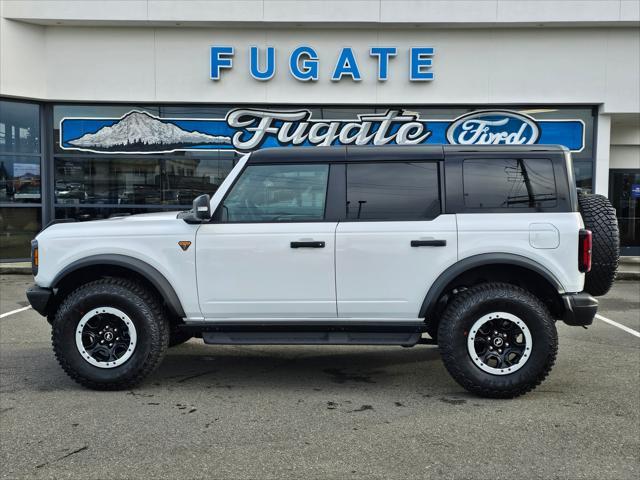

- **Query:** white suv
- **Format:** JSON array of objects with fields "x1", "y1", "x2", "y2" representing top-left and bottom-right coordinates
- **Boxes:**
[{"x1": 26, "y1": 145, "x2": 619, "y2": 397}]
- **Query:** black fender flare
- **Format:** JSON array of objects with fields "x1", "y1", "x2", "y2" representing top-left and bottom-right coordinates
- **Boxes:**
[
  {"x1": 51, "y1": 254, "x2": 186, "y2": 318},
  {"x1": 418, "y1": 253, "x2": 565, "y2": 319}
]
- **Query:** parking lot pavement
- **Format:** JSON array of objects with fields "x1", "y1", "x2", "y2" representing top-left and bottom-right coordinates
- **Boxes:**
[{"x1": 1, "y1": 276, "x2": 638, "y2": 480}]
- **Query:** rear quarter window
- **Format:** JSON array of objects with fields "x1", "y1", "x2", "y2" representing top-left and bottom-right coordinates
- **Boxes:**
[{"x1": 463, "y1": 158, "x2": 557, "y2": 209}]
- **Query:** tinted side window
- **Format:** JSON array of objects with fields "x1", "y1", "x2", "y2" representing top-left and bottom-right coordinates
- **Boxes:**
[
  {"x1": 221, "y1": 164, "x2": 329, "y2": 222},
  {"x1": 346, "y1": 162, "x2": 440, "y2": 220},
  {"x1": 463, "y1": 158, "x2": 557, "y2": 209}
]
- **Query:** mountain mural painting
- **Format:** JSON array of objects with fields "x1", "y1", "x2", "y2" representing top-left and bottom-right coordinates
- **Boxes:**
[
  {"x1": 60, "y1": 109, "x2": 586, "y2": 154},
  {"x1": 63, "y1": 111, "x2": 232, "y2": 154}
]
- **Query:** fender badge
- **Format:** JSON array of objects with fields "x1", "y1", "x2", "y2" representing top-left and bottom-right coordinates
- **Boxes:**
[{"x1": 178, "y1": 241, "x2": 192, "y2": 251}]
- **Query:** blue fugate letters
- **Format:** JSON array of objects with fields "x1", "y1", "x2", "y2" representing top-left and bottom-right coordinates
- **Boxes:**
[{"x1": 210, "y1": 45, "x2": 434, "y2": 82}]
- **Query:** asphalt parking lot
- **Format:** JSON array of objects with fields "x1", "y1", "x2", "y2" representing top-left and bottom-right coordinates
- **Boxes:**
[{"x1": 1, "y1": 275, "x2": 638, "y2": 479}]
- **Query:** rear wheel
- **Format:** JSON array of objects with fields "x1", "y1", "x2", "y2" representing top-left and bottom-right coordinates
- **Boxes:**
[
  {"x1": 438, "y1": 283, "x2": 557, "y2": 398},
  {"x1": 52, "y1": 278, "x2": 169, "y2": 390}
]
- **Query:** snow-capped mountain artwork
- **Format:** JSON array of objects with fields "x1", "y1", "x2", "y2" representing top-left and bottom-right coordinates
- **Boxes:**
[{"x1": 67, "y1": 111, "x2": 232, "y2": 153}]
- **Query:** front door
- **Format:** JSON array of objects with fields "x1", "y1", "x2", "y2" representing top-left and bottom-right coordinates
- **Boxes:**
[
  {"x1": 196, "y1": 162, "x2": 337, "y2": 319},
  {"x1": 335, "y1": 161, "x2": 458, "y2": 319}
]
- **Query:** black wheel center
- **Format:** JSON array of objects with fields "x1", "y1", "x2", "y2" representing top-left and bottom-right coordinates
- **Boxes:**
[
  {"x1": 493, "y1": 337, "x2": 504, "y2": 347},
  {"x1": 104, "y1": 331, "x2": 114, "y2": 342}
]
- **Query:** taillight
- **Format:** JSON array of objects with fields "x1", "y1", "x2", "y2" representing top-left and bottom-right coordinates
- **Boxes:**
[{"x1": 578, "y1": 229, "x2": 592, "y2": 273}]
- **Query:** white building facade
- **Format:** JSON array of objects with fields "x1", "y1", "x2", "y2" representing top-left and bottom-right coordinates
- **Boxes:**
[{"x1": 1, "y1": 0, "x2": 639, "y2": 259}]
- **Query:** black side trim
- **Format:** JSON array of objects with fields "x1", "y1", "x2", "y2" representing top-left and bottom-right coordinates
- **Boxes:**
[
  {"x1": 51, "y1": 254, "x2": 186, "y2": 318},
  {"x1": 418, "y1": 253, "x2": 565, "y2": 318},
  {"x1": 26, "y1": 285, "x2": 53, "y2": 317}
]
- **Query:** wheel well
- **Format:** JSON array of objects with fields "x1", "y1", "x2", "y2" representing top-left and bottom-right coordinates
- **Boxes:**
[
  {"x1": 51, "y1": 264, "x2": 184, "y2": 324},
  {"x1": 425, "y1": 263, "x2": 564, "y2": 333}
]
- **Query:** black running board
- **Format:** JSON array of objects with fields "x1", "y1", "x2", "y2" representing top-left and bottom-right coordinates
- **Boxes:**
[{"x1": 181, "y1": 321, "x2": 429, "y2": 346}]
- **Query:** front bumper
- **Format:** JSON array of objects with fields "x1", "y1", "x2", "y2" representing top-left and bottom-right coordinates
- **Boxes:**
[
  {"x1": 26, "y1": 285, "x2": 53, "y2": 317},
  {"x1": 562, "y1": 292, "x2": 598, "y2": 326}
]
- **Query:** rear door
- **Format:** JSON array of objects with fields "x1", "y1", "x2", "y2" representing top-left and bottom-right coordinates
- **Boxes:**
[{"x1": 335, "y1": 157, "x2": 458, "y2": 319}]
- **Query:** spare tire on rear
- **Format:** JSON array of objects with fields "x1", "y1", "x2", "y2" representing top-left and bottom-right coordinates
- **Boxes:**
[{"x1": 578, "y1": 193, "x2": 620, "y2": 296}]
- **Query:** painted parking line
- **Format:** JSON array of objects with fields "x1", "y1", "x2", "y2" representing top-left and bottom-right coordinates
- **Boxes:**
[
  {"x1": 0, "y1": 306, "x2": 32, "y2": 319},
  {"x1": 595, "y1": 314, "x2": 640, "y2": 338}
]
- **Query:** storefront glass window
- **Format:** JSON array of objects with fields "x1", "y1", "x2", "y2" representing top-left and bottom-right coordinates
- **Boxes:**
[
  {"x1": 54, "y1": 155, "x2": 234, "y2": 207},
  {"x1": 0, "y1": 101, "x2": 40, "y2": 154},
  {"x1": 0, "y1": 207, "x2": 41, "y2": 259},
  {"x1": 0, "y1": 100, "x2": 41, "y2": 260}
]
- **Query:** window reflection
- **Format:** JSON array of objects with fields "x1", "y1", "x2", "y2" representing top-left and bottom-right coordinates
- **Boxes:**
[
  {"x1": 0, "y1": 156, "x2": 41, "y2": 203},
  {"x1": 55, "y1": 156, "x2": 235, "y2": 206}
]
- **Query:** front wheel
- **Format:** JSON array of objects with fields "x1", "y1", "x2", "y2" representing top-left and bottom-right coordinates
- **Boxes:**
[
  {"x1": 52, "y1": 278, "x2": 170, "y2": 390},
  {"x1": 438, "y1": 283, "x2": 557, "y2": 398}
]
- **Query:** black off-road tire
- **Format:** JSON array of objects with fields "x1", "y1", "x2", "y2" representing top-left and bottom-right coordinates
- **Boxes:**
[
  {"x1": 578, "y1": 193, "x2": 620, "y2": 297},
  {"x1": 438, "y1": 283, "x2": 557, "y2": 399},
  {"x1": 169, "y1": 329, "x2": 193, "y2": 347},
  {"x1": 52, "y1": 278, "x2": 169, "y2": 390}
]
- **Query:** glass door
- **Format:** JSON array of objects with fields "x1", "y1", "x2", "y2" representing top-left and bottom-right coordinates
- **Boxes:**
[{"x1": 609, "y1": 169, "x2": 640, "y2": 256}]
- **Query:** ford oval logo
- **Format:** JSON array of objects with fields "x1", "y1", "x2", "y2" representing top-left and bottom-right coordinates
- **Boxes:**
[{"x1": 446, "y1": 110, "x2": 540, "y2": 146}]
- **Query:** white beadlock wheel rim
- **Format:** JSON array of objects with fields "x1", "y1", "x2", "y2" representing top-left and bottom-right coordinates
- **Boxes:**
[
  {"x1": 467, "y1": 312, "x2": 533, "y2": 376},
  {"x1": 75, "y1": 307, "x2": 137, "y2": 369}
]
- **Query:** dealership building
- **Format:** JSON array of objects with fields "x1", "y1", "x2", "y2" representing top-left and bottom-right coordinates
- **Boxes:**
[{"x1": 1, "y1": 0, "x2": 639, "y2": 260}]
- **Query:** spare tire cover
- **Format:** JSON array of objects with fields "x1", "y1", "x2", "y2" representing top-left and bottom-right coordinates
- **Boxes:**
[{"x1": 578, "y1": 193, "x2": 620, "y2": 297}]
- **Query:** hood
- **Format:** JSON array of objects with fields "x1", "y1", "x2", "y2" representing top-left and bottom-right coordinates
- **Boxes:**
[{"x1": 37, "y1": 210, "x2": 186, "y2": 240}]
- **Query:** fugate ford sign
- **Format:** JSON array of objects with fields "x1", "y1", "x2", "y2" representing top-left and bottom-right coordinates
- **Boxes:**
[
  {"x1": 59, "y1": 109, "x2": 585, "y2": 155},
  {"x1": 210, "y1": 46, "x2": 435, "y2": 82}
]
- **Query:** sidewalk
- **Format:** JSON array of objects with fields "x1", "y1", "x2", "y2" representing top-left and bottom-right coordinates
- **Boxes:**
[
  {"x1": 617, "y1": 256, "x2": 640, "y2": 281},
  {"x1": 2, "y1": 258, "x2": 639, "y2": 279}
]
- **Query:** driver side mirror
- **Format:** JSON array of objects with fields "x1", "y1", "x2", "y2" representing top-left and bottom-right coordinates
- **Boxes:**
[
  {"x1": 193, "y1": 194, "x2": 211, "y2": 221},
  {"x1": 182, "y1": 194, "x2": 211, "y2": 224}
]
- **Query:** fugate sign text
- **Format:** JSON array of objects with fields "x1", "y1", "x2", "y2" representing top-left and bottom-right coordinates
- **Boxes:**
[{"x1": 210, "y1": 46, "x2": 435, "y2": 82}]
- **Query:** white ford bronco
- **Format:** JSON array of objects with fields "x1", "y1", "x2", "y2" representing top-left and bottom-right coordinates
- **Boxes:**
[{"x1": 26, "y1": 145, "x2": 620, "y2": 398}]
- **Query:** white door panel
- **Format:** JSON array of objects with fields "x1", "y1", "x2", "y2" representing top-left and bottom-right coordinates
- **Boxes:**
[
  {"x1": 196, "y1": 223, "x2": 337, "y2": 318},
  {"x1": 336, "y1": 216, "x2": 458, "y2": 318},
  {"x1": 457, "y1": 212, "x2": 584, "y2": 293}
]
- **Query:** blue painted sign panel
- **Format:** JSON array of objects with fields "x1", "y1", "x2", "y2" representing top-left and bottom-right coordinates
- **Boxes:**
[
  {"x1": 60, "y1": 109, "x2": 585, "y2": 155},
  {"x1": 631, "y1": 184, "x2": 640, "y2": 198}
]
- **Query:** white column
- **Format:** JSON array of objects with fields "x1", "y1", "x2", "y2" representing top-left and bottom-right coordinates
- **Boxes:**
[{"x1": 594, "y1": 109, "x2": 611, "y2": 196}]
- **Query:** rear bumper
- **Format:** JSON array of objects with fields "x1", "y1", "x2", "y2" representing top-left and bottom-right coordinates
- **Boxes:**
[
  {"x1": 562, "y1": 292, "x2": 598, "y2": 326},
  {"x1": 26, "y1": 285, "x2": 53, "y2": 317}
]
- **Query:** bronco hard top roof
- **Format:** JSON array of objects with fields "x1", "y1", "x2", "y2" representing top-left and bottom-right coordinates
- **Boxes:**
[{"x1": 246, "y1": 144, "x2": 568, "y2": 164}]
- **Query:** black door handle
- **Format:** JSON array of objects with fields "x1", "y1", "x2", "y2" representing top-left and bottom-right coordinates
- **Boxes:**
[
  {"x1": 291, "y1": 241, "x2": 325, "y2": 248},
  {"x1": 411, "y1": 240, "x2": 447, "y2": 247}
]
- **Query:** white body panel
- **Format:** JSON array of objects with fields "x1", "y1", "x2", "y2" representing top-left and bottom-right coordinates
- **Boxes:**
[
  {"x1": 335, "y1": 216, "x2": 458, "y2": 318},
  {"x1": 456, "y1": 212, "x2": 585, "y2": 293},
  {"x1": 34, "y1": 212, "x2": 202, "y2": 319},
  {"x1": 195, "y1": 222, "x2": 337, "y2": 319}
]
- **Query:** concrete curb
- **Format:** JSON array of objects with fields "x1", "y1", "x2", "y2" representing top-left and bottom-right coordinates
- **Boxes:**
[
  {"x1": 0, "y1": 263, "x2": 32, "y2": 275},
  {"x1": 616, "y1": 271, "x2": 640, "y2": 281}
]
